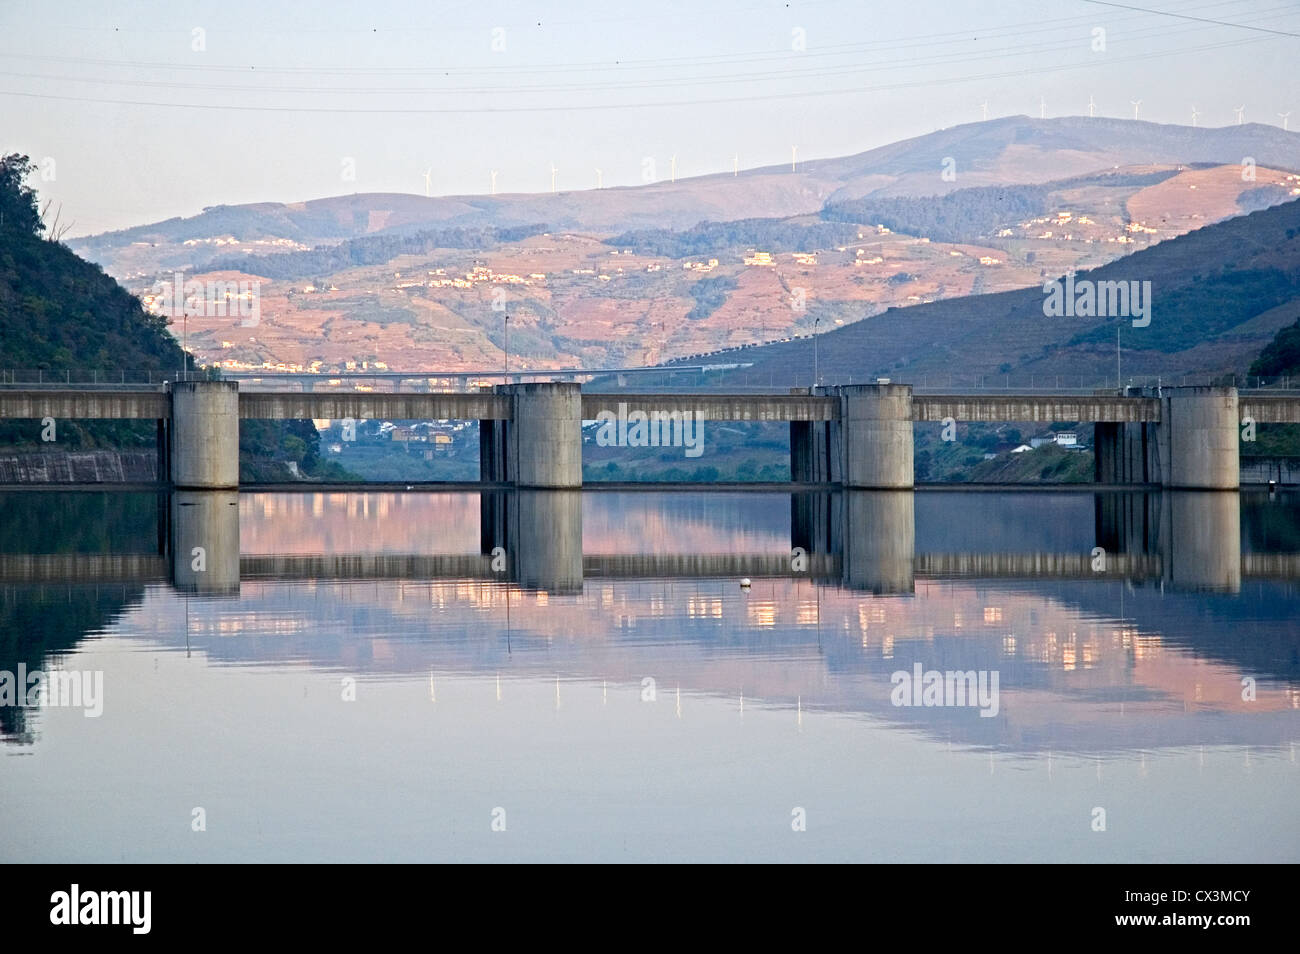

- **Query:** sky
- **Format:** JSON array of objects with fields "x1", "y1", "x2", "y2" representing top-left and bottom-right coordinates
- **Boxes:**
[{"x1": 1, "y1": 0, "x2": 1297, "y2": 237}]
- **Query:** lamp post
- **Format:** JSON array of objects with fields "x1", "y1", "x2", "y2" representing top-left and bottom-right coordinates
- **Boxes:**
[
  {"x1": 504, "y1": 313, "x2": 510, "y2": 382},
  {"x1": 813, "y1": 315, "x2": 821, "y2": 387}
]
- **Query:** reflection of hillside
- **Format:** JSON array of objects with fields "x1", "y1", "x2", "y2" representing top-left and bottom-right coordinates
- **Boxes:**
[
  {"x1": 9, "y1": 488, "x2": 1300, "y2": 754},
  {"x1": 582, "y1": 492, "x2": 790, "y2": 554},
  {"x1": 1035, "y1": 579, "x2": 1300, "y2": 686},
  {"x1": 239, "y1": 492, "x2": 481, "y2": 554},
  {"x1": 120, "y1": 573, "x2": 1299, "y2": 756},
  {"x1": 238, "y1": 491, "x2": 795, "y2": 557},
  {"x1": 0, "y1": 492, "x2": 162, "y2": 743},
  {"x1": 0, "y1": 584, "x2": 146, "y2": 743},
  {"x1": 0, "y1": 491, "x2": 163, "y2": 554}
]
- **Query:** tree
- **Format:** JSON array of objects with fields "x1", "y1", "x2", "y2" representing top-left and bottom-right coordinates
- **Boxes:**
[
  {"x1": 0, "y1": 154, "x2": 42, "y2": 237},
  {"x1": 1249, "y1": 316, "x2": 1300, "y2": 378}
]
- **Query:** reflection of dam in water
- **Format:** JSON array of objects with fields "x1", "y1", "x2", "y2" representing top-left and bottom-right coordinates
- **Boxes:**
[
  {"x1": 2, "y1": 488, "x2": 1297, "y2": 753},
  {"x1": 0, "y1": 488, "x2": 1291, "y2": 596},
  {"x1": 147, "y1": 488, "x2": 1276, "y2": 595}
]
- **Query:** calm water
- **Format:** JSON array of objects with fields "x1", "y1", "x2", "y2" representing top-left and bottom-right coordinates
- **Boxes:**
[{"x1": 1, "y1": 488, "x2": 1297, "y2": 862}]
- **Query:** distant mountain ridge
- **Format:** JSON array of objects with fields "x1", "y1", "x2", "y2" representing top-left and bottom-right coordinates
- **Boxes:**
[{"x1": 72, "y1": 116, "x2": 1300, "y2": 272}]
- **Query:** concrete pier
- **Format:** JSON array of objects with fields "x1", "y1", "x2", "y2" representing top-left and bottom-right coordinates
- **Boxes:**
[
  {"x1": 790, "y1": 387, "x2": 839, "y2": 483},
  {"x1": 1093, "y1": 422, "x2": 1137, "y2": 483},
  {"x1": 839, "y1": 384, "x2": 914, "y2": 490},
  {"x1": 169, "y1": 490, "x2": 241, "y2": 595},
  {"x1": 170, "y1": 380, "x2": 239, "y2": 490},
  {"x1": 504, "y1": 383, "x2": 582, "y2": 489},
  {"x1": 1094, "y1": 387, "x2": 1160, "y2": 485},
  {"x1": 1161, "y1": 387, "x2": 1239, "y2": 490}
]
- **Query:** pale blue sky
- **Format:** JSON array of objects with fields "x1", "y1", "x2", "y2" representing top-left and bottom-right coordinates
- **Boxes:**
[{"x1": 1, "y1": 0, "x2": 1297, "y2": 236}]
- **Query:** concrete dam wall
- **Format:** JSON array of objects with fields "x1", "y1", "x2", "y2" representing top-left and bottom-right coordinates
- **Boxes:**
[{"x1": 0, "y1": 450, "x2": 159, "y2": 483}]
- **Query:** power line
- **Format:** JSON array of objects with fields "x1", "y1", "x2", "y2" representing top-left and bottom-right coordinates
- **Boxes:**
[
  {"x1": 0, "y1": 34, "x2": 1267, "y2": 114},
  {"x1": 1079, "y1": 0, "x2": 1300, "y2": 38},
  {"x1": 0, "y1": 4, "x2": 1291, "y2": 100},
  {"x1": 0, "y1": 0, "x2": 1265, "y2": 77},
  {"x1": 1, "y1": 17, "x2": 1254, "y2": 97}
]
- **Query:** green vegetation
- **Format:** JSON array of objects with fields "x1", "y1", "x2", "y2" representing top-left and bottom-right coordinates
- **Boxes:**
[
  {"x1": 823, "y1": 184, "x2": 1051, "y2": 243},
  {"x1": 821, "y1": 170, "x2": 1182, "y2": 244},
  {"x1": 239, "y1": 420, "x2": 356, "y2": 482},
  {"x1": 311, "y1": 420, "x2": 477, "y2": 482},
  {"x1": 1238, "y1": 185, "x2": 1294, "y2": 213},
  {"x1": 583, "y1": 420, "x2": 790, "y2": 482},
  {"x1": 1067, "y1": 268, "x2": 1300, "y2": 353},
  {"x1": 1249, "y1": 315, "x2": 1300, "y2": 378},
  {"x1": 964, "y1": 443, "x2": 1093, "y2": 483},
  {"x1": 608, "y1": 218, "x2": 859, "y2": 258},
  {"x1": 1244, "y1": 315, "x2": 1300, "y2": 459},
  {"x1": 211, "y1": 224, "x2": 548, "y2": 280},
  {"x1": 0, "y1": 153, "x2": 195, "y2": 454},
  {"x1": 686, "y1": 275, "x2": 739, "y2": 320},
  {"x1": 0, "y1": 154, "x2": 335, "y2": 477},
  {"x1": 915, "y1": 421, "x2": 1094, "y2": 483},
  {"x1": 0, "y1": 154, "x2": 196, "y2": 371}
]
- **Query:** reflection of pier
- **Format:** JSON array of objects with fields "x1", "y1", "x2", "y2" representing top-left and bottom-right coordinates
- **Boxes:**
[{"x1": 0, "y1": 488, "x2": 1273, "y2": 595}]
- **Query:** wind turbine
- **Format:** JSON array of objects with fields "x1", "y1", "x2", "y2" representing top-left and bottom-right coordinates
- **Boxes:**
[
  {"x1": 1235, "y1": 105, "x2": 1245, "y2": 125},
  {"x1": 1279, "y1": 112, "x2": 1291, "y2": 131},
  {"x1": 1130, "y1": 100, "x2": 1142, "y2": 120},
  {"x1": 733, "y1": 153, "x2": 738, "y2": 176},
  {"x1": 1039, "y1": 95, "x2": 1046, "y2": 119},
  {"x1": 595, "y1": 167, "x2": 603, "y2": 189},
  {"x1": 489, "y1": 169, "x2": 498, "y2": 195},
  {"x1": 980, "y1": 100, "x2": 989, "y2": 121},
  {"x1": 422, "y1": 167, "x2": 432, "y2": 197},
  {"x1": 549, "y1": 162, "x2": 557, "y2": 194},
  {"x1": 791, "y1": 145, "x2": 798, "y2": 172},
  {"x1": 1088, "y1": 94, "x2": 1096, "y2": 118},
  {"x1": 670, "y1": 154, "x2": 677, "y2": 183},
  {"x1": 1191, "y1": 106, "x2": 1199, "y2": 127}
]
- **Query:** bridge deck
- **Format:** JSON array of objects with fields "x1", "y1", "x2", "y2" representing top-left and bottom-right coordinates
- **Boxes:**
[
  {"x1": 912, "y1": 395, "x2": 1162, "y2": 423},
  {"x1": 580, "y1": 393, "x2": 839, "y2": 422},
  {"x1": 0, "y1": 390, "x2": 169, "y2": 420},
  {"x1": 1, "y1": 388, "x2": 1297, "y2": 426},
  {"x1": 237, "y1": 392, "x2": 512, "y2": 420}
]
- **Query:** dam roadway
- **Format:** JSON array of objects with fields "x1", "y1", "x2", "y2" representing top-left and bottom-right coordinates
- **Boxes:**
[{"x1": 2, "y1": 380, "x2": 1297, "y2": 490}]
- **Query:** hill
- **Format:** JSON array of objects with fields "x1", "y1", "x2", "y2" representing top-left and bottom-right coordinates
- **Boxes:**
[
  {"x1": 0, "y1": 156, "x2": 193, "y2": 371},
  {"x1": 72, "y1": 116, "x2": 1300, "y2": 273},
  {"x1": 61, "y1": 118, "x2": 1300, "y2": 376},
  {"x1": 704, "y1": 197, "x2": 1300, "y2": 385},
  {"x1": 0, "y1": 155, "x2": 347, "y2": 480}
]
